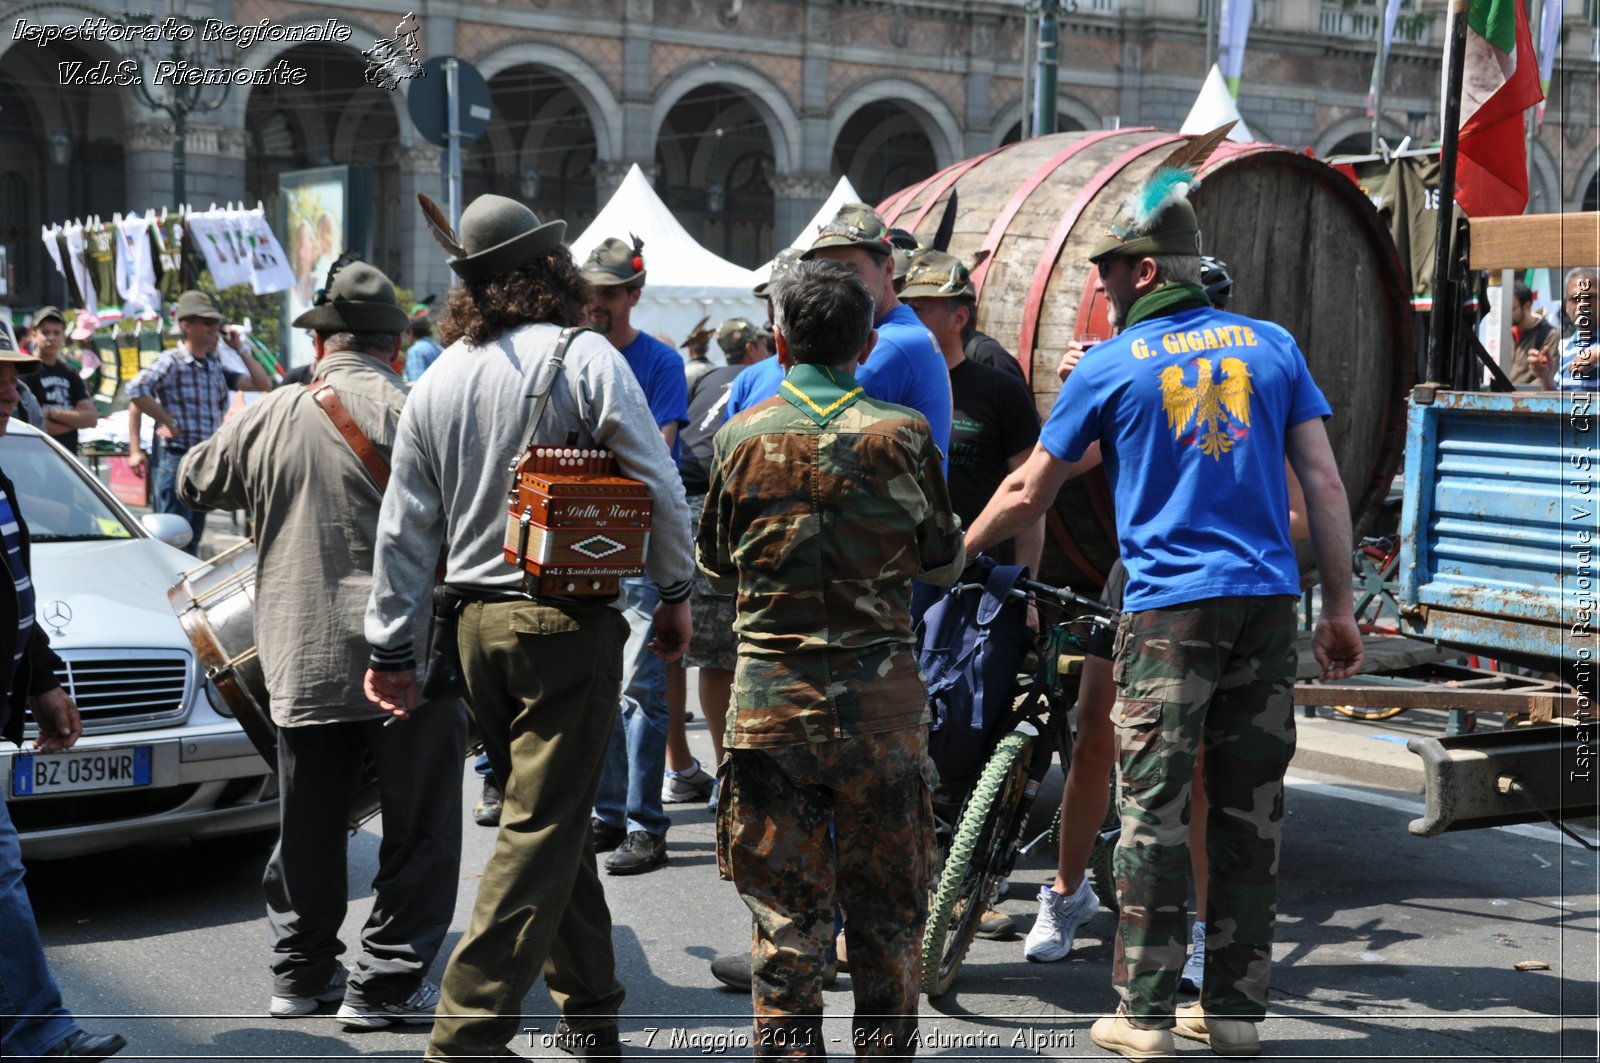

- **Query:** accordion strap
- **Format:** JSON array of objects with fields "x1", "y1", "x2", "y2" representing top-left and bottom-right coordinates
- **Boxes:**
[{"x1": 515, "y1": 325, "x2": 592, "y2": 464}]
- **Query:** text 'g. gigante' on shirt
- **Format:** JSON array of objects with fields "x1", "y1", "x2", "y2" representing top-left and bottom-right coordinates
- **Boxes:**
[{"x1": 1038, "y1": 303, "x2": 1332, "y2": 612}]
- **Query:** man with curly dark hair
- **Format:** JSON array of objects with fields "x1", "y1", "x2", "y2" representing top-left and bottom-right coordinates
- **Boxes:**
[{"x1": 364, "y1": 194, "x2": 696, "y2": 1062}]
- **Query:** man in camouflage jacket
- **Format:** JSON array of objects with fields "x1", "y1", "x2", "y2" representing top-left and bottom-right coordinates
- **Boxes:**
[{"x1": 697, "y1": 260, "x2": 965, "y2": 1058}]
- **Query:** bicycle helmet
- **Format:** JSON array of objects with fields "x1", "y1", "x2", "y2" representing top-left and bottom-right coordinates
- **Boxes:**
[{"x1": 1200, "y1": 255, "x2": 1233, "y2": 310}]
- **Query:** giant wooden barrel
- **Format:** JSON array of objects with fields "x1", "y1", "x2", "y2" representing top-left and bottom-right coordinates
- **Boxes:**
[{"x1": 880, "y1": 128, "x2": 1413, "y2": 591}]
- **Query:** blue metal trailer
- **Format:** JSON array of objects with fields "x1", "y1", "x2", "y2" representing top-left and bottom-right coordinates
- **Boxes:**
[{"x1": 1397, "y1": 388, "x2": 1597, "y2": 668}]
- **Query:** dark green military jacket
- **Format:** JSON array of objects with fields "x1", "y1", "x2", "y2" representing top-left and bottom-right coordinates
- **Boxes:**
[{"x1": 697, "y1": 361, "x2": 964, "y2": 748}]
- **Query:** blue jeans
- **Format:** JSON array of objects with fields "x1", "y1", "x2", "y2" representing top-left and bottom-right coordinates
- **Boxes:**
[
  {"x1": 0, "y1": 798, "x2": 78, "y2": 1059},
  {"x1": 593, "y1": 577, "x2": 670, "y2": 837},
  {"x1": 152, "y1": 441, "x2": 206, "y2": 556}
]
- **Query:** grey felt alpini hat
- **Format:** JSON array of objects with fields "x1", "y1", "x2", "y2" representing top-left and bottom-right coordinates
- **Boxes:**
[
  {"x1": 442, "y1": 194, "x2": 568, "y2": 283},
  {"x1": 582, "y1": 236, "x2": 647, "y2": 288},
  {"x1": 291, "y1": 260, "x2": 409, "y2": 333}
]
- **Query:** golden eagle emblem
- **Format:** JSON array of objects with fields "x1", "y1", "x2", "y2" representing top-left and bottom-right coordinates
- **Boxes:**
[{"x1": 1159, "y1": 357, "x2": 1252, "y2": 459}]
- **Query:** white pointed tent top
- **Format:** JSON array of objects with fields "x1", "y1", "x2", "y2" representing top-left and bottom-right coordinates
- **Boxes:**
[
  {"x1": 1182, "y1": 66, "x2": 1257, "y2": 143},
  {"x1": 568, "y1": 164, "x2": 756, "y2": 288}
]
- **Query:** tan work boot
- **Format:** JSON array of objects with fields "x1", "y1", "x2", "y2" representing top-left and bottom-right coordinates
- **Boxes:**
[
  {"x1": 1089, "y1": 1007, "x2": 1176, "y2": 1061},
  {"x1": 1174, "y1": 1002, "x2": 1262, "y2": 1056}
]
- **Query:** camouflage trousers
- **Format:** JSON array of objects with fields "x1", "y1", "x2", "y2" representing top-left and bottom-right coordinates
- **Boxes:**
[
  {"x1": 1110, "y1": 595, "x2": 1298, "y2": 1029},
  {"x1": 718, "y1": 726, "x2": 935, "y2": 1058}
]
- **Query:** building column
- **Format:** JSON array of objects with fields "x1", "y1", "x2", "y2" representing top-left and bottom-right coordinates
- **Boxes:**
[
  {"x1": 798, "y1": 0, "x2": 833, "y2": 176},
  {"x1": 964, "y1": 15, "x2": 998, "y2": 157},
  {"x1": 771, "y1": 174, "x2": 834, "y2": 246},
  {"x1": 619, "y1": 0, "x2": 657, "y2": 170},
  {"x1": 124, "y1": 121, "x2": 242, "y2": 213},
  {"x1": 397, "y1": 143, "x2": 453, "y2": 303}
]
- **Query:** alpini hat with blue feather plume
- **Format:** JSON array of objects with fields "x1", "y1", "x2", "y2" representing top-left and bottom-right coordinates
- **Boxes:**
[{"x1": 1088, "y1": 124, "x2": 1234, "y2": 264}]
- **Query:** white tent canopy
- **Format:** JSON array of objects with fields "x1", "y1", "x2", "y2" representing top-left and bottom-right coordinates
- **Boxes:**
[
  {"x1": 568, "y1": 164, "x2": 764, "y2": 351},
  {"x1": 749, "y1": 175, "x2": 862, "y2": 289},
  {"x1": 1181, "y1": 65, "x2": 1257, "y2": 142}
]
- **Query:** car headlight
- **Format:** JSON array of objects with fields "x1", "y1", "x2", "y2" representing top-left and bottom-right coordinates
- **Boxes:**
[{"x1": 205, "y1": 676, "x2": 235, "y2": 718}]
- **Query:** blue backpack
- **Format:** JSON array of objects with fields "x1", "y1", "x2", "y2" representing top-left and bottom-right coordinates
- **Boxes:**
[{"x1": 917, "y1": 559, "x2": 1033, "y2": 788}]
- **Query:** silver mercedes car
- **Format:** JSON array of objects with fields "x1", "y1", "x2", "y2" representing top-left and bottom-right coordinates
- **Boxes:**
[{"x1": 0, "y1": 422, "x2": 277, "y2": 859}]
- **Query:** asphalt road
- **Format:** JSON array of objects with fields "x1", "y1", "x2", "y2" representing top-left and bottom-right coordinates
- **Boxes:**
[{"x1": 23, "y1": 708, "x2": 1600, "y2": 1062}]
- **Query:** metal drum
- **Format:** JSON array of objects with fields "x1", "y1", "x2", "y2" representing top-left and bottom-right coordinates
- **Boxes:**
[{"x1": 168, "y1": 540, "x2": 381, "y2": 831}]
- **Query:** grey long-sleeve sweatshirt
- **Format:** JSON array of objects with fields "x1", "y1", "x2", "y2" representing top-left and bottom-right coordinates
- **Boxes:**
[{"x1": 365, "y1": 322, "x2": 694, "y2": 667}]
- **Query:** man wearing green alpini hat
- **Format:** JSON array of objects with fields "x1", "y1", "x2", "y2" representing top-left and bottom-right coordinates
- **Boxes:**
[
  {"x1": 723, "y1": 204, "x2": 950, "y2": 469},
  {"x1": 579, "y1": 233, "x2": 692, "y2": 877},
  {"x1": 964, "y1": 169, "x2": 1364, "y2": 1061},
  {"x1": 177, "y1": 259, "x2": 469, "y2": 1036}
]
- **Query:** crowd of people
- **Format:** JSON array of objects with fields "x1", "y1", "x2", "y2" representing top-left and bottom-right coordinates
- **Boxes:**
[{"x1": 0, "y1": 164, "x2": 1596, "y2": 1063}]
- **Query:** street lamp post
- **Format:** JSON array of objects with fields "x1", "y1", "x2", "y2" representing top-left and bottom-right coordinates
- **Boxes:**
[
  {"x1": 125, "y1": 7, "x2": 234, "y2": 206},
  {"x1": 1033, "y1": 0, "x2": 1060, "y2": 138}
]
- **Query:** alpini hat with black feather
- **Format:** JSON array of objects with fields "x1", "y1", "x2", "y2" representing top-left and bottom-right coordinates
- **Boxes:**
[{"x1": 1089, "y1": 167, "x2": 1203, "y2": 263}]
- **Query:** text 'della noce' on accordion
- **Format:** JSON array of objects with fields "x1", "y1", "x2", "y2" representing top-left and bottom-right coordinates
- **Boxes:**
[{"x1": 504, "y1": 446, "x2": 652, "y2": 597}]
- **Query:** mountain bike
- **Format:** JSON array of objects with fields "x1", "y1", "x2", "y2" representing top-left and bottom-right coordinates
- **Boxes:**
[{"x1": 921, "y1": 575, "x2": 1116, "y2": 998}]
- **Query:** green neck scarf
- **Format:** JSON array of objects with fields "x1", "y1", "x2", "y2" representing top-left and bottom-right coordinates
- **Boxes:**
[
  {"x1": 1122, "y1": 283, "x2": 1211, "y2": 330},
  {"x1": 780, "y1": 362, "x2": 865, "y2": 426}
]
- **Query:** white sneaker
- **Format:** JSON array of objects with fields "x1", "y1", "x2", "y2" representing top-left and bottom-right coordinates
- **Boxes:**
[
  {"x1": 1023, "y1": 878, "x2": 1099, "y2": 963},
  {"x1": 662, "y1": 759, "x2": 716, "y2": 803},
  {"x1": 336, "y1": 980, "x2": 440, "y2": 1030},
  {"x1": 268, "y1": 966, "x2": 348, "y2": 1018}
]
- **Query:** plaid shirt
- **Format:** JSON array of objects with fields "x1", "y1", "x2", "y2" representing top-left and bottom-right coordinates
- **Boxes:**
[{"x1": 127, "y1": 343, "x2": 240, "y2": 451}]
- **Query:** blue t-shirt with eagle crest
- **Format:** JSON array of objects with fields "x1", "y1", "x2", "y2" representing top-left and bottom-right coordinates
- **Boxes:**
[{"x1": 1038, "y1": 304, "x2": 1331, "y2": 612}]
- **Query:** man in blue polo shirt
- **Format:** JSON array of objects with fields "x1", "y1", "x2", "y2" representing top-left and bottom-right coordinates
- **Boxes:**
[
  {"x1": 964, "y1": 172, "x2": 1363, "y2": 1061},
  {"x1": 582, "y1": 235, "x2": 690, "y2": 876},
  {"x1": 725, "y1": 204, "x2": 950, "y2": 465}
]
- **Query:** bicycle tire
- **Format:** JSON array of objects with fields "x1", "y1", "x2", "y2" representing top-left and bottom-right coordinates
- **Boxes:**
[{"x1": 922, "y1": 730, "x2": 1033, "y2": 998}]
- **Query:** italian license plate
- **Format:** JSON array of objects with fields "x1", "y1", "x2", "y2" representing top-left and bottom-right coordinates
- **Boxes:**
[{"x1": 11, "y1": 746, "x2": 152, "y2": 796}]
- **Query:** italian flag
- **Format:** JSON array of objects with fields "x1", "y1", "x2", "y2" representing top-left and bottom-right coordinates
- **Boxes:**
[{"x1": 1453, "y1": 0, "x2": 1544, "y2": 218}]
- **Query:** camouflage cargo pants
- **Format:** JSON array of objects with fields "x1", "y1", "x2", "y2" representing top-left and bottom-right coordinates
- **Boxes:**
[
  {"x1": 1110, "y1": 595, "x2": 1297, "y2": 1029},
  {"x1": 718, "y1": 726, "x2": 935, "y2": 1058}
]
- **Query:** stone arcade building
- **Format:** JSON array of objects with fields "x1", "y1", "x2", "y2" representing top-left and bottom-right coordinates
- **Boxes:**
[{"x1": 0, "y1": 0, "x2": 1594, "y2": 311}]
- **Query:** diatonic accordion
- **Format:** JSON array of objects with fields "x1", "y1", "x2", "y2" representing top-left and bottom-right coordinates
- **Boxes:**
[{"x1": 504, "y1": 446, "x2": 652, "y2": 597}]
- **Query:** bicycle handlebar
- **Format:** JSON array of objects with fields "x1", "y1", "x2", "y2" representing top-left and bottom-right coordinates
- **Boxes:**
[{"x1": 1015, "y1": 576, "x2": 1115, "y2": 618}]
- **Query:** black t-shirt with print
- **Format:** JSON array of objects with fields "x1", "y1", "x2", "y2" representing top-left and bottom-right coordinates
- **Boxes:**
[
  {"x1": 24, "y1": 361, "x2": 91, "y2": 454},
  {"x1": 948, "y1": 358, "x2": 1040, "y2": 563}
]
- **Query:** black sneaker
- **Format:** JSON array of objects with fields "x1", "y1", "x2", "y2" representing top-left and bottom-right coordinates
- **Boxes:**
[
  {"x1": 473, "y1": 777, "x2": 503, "y2": 828},
  {"x1": 43, "y1": 1031, "x2": 128, "y2": 1059},
  {"x1": 603, "y1": 831, "x2": 667, "y2": 875},
  {"x1": 709, "y1": 953, "x2": 837, "y2": 991},
  {"x1": 590, "y1": 817, "x2": 626, "y2": 853}
]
